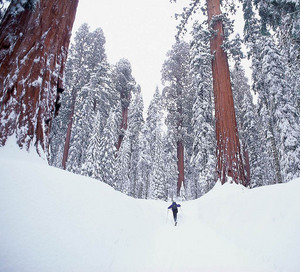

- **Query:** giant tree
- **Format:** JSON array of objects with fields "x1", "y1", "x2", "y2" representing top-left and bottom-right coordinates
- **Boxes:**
[
  {"x1": 172, "y1": 0, "x2": 246, "y2": 185},
  {"x1": 0, "y1": 0, "x2": 79, "y2": 156},
  {"x1": 206, "y1": 0, "x2": 246, "y2": 185}
]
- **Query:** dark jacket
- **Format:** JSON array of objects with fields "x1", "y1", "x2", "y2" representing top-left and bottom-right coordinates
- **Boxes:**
[{"x1": 168, "y1": 202, "x2": 181, "y2": 212}]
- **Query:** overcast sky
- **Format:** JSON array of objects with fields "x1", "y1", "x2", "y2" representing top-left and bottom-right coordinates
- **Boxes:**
[{"x1": 72, "y1": 0, "x2": 191, "y2": 110}]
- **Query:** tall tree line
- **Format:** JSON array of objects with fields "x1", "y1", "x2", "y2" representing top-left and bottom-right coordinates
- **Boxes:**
[
  {"x1": 1, "y1": 0, "x2": 299, "y2": 201},
  {"x1": 50, "y1": 10, "x2": 300, "y2": 200}
]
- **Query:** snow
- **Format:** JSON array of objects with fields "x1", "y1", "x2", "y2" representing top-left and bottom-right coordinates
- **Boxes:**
[
  {"x1": 31, "y1": 76, "x2": 43, "y2": 87},
  {"x1": 1, "y1": 143, "x2": 300, "y2": 272}
]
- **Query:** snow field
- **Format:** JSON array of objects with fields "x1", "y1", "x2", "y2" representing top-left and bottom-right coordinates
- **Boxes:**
[{"x1": 0, "y1": 144, "x2": 300, "y2": 272}]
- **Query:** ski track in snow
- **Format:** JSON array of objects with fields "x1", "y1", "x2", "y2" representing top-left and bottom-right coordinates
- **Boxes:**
[{"x1": 0, "y1": 143, "x2": 300, "y2": 272}]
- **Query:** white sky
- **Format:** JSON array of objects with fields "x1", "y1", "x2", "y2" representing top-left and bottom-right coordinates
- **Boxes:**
[{"x1": 72, "y1": 0, "x2": 191, "y2": 110}]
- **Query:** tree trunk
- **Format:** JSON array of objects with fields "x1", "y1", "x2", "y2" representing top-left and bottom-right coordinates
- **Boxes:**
[
  {"x1": 207, "y1": 0, "x2": 246, "y2": 185},
  {"x1": 177, "y1": 140, "x2": 184, "y2": 196},
  {"x1": 242, "y1": 144, "x2": 251, "y2": 187},
  {"x1": 267, "y1": 117, "x2": 282, "y2": 184},
  {"x1": 0, "y1": 0, "x2": 79, "y2": 156},
  {"x1": 62, "y1": 93, "x2": 76, "y2": 170},
  {"x1": 116, "y1": 106, "x2": 128, "y2": 151}
]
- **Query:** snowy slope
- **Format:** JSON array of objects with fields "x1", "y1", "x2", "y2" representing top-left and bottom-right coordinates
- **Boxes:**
[{"x1": 1, "y1": 142, "x2": 300, "y2": 272}]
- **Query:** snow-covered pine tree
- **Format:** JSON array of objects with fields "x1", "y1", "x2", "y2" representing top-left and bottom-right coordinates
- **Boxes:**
[
  {"x1": 243, "y1": 0, "x2": 300, "y2": 184},
  {"x1": 261, "y1": 36, "x2": 300, "y2": 182},
  {"x1": 163, "y1": 130, "x2": 178, "y2": 200},
  {"x1": 80, "y1": 111, "x2": 103, "y2": 179},
  {"x1": 115, "y1": 132, "x2": 131, "y2": 194},
  {"x1": 112, "y1": 59, "x2": 136, "y2": 151},
  {"x1": 188, "y1": 21, "x2": 216, "y2": 199},
  {"x1": 97, "y1": 107, "x2": 120, "y2": 186},
  {"x1": 136, "y1": 124, "x2": 152, "y2": 199},
  {"x1": 51, "y1": 24, "x2": 95, "y2": 169},
  {"x1": 127, "y1": 86, "x2": 144, "y2": 197},
  {"x1": 147, "y1": 88, "x2": 164, "y2": 160},
  {"x1": 161, "y1": 40, "x2": 193, "y2": 196},
  {"x1": 231, "y1": 61, "x2": 273, "y2": 187},
  {"x1": 242, "y1": 0, "x2": 277, "y2": 185},
  {"x1": 111, "y1": 60, "x2": 142, "y2": 196},
  {"x1": 243, "y1": 0, "x2": 300, "y2": 111},
  {"x1": 252, "y1": 37, "x2": 282, "y2": 183},
  {"x1": 0, "y1": 0, "x2": 79, "y2": 156},
  {"x1": 276, "y1": 6, "x2": 300, "y2": 114},
  {"x1": 253, "y1": 0, "x2": 300, "y2": 39},
  {"x1": 254, "y1": 34, "x2": 300, "y2": 183},
  {"x1": 145, "y1": 88, "x2": 167, "y2": 200},
  {"x1": 149, "y1": 130, "x2": 167, "y2": 200},
  {"x1": 50, "y1": 25, "x2": 114, "y2": 171},
  {"x1": 66, "y1": 85, "x2": 92, "y2": 174}
]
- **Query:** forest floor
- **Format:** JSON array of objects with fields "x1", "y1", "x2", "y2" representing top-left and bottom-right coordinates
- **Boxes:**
[{"x1": 1, "y1": 139, "x2": 300, "y2": 272}]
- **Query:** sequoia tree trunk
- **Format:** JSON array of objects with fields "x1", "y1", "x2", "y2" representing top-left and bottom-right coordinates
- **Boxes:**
[
  {"x1": 0, "y1": 0, "x2": 79, "y2": 156},
  {"x1": 207, "y1": 0, "x2": 246, "y2": 185}
]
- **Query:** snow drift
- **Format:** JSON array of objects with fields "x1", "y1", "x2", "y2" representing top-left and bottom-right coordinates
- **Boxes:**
[{"x1": 0, "y1": 142, "x2": 300, "y2": 272}]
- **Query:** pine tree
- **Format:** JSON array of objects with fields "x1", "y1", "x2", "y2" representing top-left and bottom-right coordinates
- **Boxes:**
[
  {"x1": 50, "y1": 25, "x2": 115, "y2": 171},
  {"x1": 253, "y1": 0, "x2": 300, "y2": 38},
  {"x1": 80, "y1": 112, "x2": 103, "y2": 179},
  {"x1": 97, "y1": 108, "x2": 120, "y2": 186},
  {"x1": 277, "y1": 7, "x2": 300, "y2": 114},
  {"x1": 251, "y1": 35, "x2": 282, "y2": 184},
  {"x1": 253, "y1": 35, "x2": 300, "y2": 183},
  {"x1": 163, "y1": 130, "x2": 178, "y2": 200},
  {"x1": 127, "y1": 86, "x2": 144, "y2": 197},
  {"x1": 149, "y1": 131, "x2": 166, "y2": 200},
  {"x1": 144, "y1": 88, "x2": 167, "y2": 200},
  {"x1": 231, "y1": 62, "x2": 272, "y2": 187},
  {"x1": 52, "y1": 24, "x2": 97, "y2": 169},
  {"x1": 161, "y1": 40, "x2": 193, "y2": 196},
  {"x1": 66, "y1": 86, "x2": 92, "y2": 174},
  {"x1": 115, "y1": 132, "x2": 131, "y2": 193},
  {"x1": 188, "y1": 21, "x2": 216, "y2": 198},
  {"x1": 112, "y1": 59, "x2": 136, "y2": 151},
  {"x1": 243, "y1": 0, "x2": 300, "y2": 184},
  {"x1": 262, "y1": 37, "x2": 300, "y2": 182},
  {"x1": 136, "y1": 124, "x2": 152, "y2": 199}
]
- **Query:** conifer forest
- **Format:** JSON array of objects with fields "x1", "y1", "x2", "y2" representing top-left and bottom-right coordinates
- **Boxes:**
[{"x1": 0, "y1": 0, "x2": 300, "y2": 201}]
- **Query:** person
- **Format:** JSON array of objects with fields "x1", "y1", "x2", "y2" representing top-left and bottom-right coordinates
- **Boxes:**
[{"x1": 168, "y1": 201, "x2": 181, "y2": 225}]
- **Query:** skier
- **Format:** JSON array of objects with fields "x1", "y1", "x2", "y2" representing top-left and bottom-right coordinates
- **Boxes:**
[{"x1": 168, "y1": 201, "x2": 181, "y2": 225}]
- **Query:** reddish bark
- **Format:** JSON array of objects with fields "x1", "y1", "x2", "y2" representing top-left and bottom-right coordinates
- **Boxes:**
[
  {"x1": 177, "y1": 140, "x2": 184, "y2": 196},
  {"x1": 207, "y1": 0, "x2": 246, "y2": 185},
  {"x1": 0, "y1": 0, "x2": 79, "y2": 155}
]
